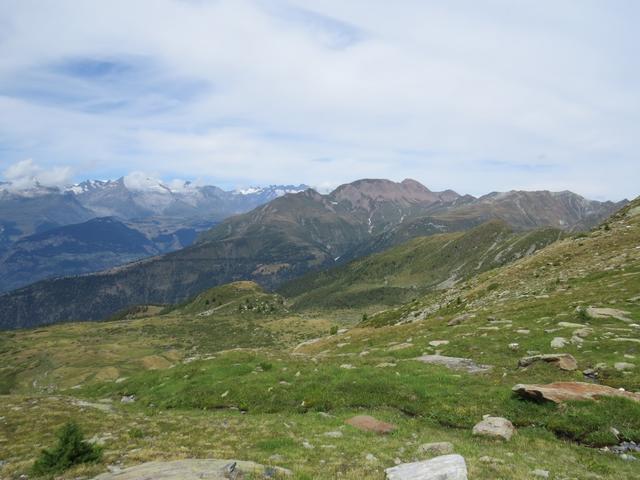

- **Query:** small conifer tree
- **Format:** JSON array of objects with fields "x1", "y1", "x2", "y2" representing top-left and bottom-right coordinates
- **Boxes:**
[{"x1": 32, "y1": 421, "x2": 102, "y2": 476}]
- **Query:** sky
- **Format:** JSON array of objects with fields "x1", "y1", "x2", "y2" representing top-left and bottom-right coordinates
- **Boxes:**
[{"x1": 0, "y1": 0, "x2": 638, "y2": 200}]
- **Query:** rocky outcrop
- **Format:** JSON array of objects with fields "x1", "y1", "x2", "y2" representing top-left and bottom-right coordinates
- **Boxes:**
[
  {"x1": 512, "y1": 382, "x2": 640, "y2": 403},
  {"x1": 91, "y1": 459, "x2": 291, "y2": 480},
  {"x1": 518, "y1": 354, "x2": 578, "y2": 371},
  {"x1": 385, "y1": 454, "x2": 468, "y2": 480}
]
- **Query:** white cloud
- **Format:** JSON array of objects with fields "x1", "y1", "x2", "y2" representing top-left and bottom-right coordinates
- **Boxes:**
[
  {"x1": 0, "y1": 0, "x2": 638, "y2": 200},
  {"x1": 2, "y1": 159, "x2": 72, "y2": 191}
]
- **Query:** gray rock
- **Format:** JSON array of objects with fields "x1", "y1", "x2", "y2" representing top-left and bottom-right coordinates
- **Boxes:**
[
  {"x1": 550, "y1": 337, "x2": 568, "y2": 349},
  {"x1": 614, "y1": 362, "x2": 635, "y2": 371},
  {"x1": 385, "y1": 454, "x2": 467, "y2": 480},
  {"x1": 91, "y1": 459, "x2": 291, "y2": 480},
  {"x1": 518, "y1": 353, "x2": 577, "y2": 371},
  {"x1": 323, "y1": 431, "x2": 343, "y2": 438},
  {"x1": 531, "y1": 469, "x2": 550, "y2": 478},
  {"x1": 120, "y1": 395, "x2": 135, "y2": 404},
  {"x1": 417, "y1": 442, "x2": 454, "y2": 456},
  {"x1": 414, "y1": 355, "x2": 492, "y2": 374},
  {"x1": 472, "y1": 416, "x2": 515, "y2": 441}
]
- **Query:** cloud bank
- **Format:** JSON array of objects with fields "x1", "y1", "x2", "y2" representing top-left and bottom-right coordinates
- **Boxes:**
[{"x1": 0, "y1": 0, "x2": 638, "y2": 200}]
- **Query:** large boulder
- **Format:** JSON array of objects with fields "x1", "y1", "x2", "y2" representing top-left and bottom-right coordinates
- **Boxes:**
[
  {"x1": 385, "y1": 454, "x2": 468, "y2": 480},
  {"x1": 91, "y1": 459, "x2": 291, "y2": 480},
  {"x1": 512, "y1": 382, "x2": 640, "y2": 403},
  {"x1": 345, "y1": 415, "x2": 396, "y2": 434},
  {"x1": 518, "y1": 354, "x2": 578, "y2": 371},
  {"x1": 586, "y1": 307, "x2": 632, "y2": 322},
  {"x1": 472, "y1": 416, "x2": 515, "y2": 441}
]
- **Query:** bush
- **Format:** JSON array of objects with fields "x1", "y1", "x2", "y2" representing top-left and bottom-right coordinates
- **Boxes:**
[
  {"x1": 32, "y1": 421, "x2": 102, "y2": 477},
  {"x1": 329, "y1": 325, "x2": 338, "y2": 335}
]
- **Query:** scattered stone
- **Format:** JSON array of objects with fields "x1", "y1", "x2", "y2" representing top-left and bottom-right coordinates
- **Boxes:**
[
  {"x1": 512, "y1": 382, "x2": 640, "y2": 403},
  {"x1": 417, "y1": 442, "x2": 454, "y2": 456},
  {"x1": 385, "y1": 454, "x2": 468, "y2": 480},
  {"x1": 365, "y1": 453, "x2": 378, "y2": 462},
  {"x1": 120, "y1": 395, "x2": 136, "y2": 404},
  {"x1": 550, "y1": 337, "x2": 568, "y2": 349},
  {"x1": 531, "y1": 469, "x2": 550, "y2": 478},
  {"x1": 414, "y1": 355, "x2": 492, "y2": 374},
  {"x1": 518, "y1": 354, "x2": 578, "y2": 371},
  {"x1": 340, "y1": 364, "x2": 356, "y2": 370},
  {"x1": 448, "y1": 314, "x2": 475, "y2": 326},
  {"x1": 388, "y1": 343, "x2": 413, "y2": 351},
  {"x1": 508, "y1": 343, "x2": 519, "y2": 351},
  {"x1": 573, "y1": 327, "x2": 594, "y2": 338},
  {"x1": 586, "y1": 307, "x2": 632, "y2": 322},
  {"x1": 472, "y1": 416, "x2": 515, "y2": 441},
  {"x1": 302, "y1": 441, "x2": 314, "y2": 450},
  {"x1": 558, "y1": 321, "x2": 585, "y2": 328},
  {"x1": 345, "y1": 415, "x2": 396, "y2": 434},
  {"x1": 91, "y1": 459, "x2": 291, "y2": 480},
  {"x1": 614, "y1": 362, "x2": 635, "y2": 371},
  {"x1": 323, "y1": 431, "x2": 343, "y2": 438},
  {"x1": 429, "y1": 340, "x2": 450, "y2": 347},
  {"x1": 478, "y1": 456, "x2": 504, "y2": 464},
  {"x1": 376, "y1": 362, "x2": 397, "y2": 368},
  {"x1": 516, "y1": 329, "x2": 530, "y2": 334}
]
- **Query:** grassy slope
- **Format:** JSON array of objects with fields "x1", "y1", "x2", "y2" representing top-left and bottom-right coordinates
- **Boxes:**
[
  {"x1": 1, "y1": 201, "x2": 640, "y2": 479},
  {"x1": 279, "y1": 221, "x2": 563, "y2": 311}
]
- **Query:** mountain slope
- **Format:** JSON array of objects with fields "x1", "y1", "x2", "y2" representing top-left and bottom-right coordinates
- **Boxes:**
[
  {"x1": 0, "y1": 179, "x2": 626, "y2": 329},
  {"x1": 0, "y1": 217, "x2": 161, "y2": 293},
  {"x1": 279, "y1": 221, "x2": 563, "y2": 310}
]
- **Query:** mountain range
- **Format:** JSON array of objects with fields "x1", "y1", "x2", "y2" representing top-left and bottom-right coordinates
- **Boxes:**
[
  {"x1": 0, "y1": 177, "x2": 308, "y2": 291},
  {"x1": 0, "y1": 178, "x2": 626, "y2": 329}
]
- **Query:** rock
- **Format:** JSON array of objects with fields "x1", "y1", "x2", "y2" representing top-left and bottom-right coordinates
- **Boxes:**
[
  {"x1": 531, "y1": 469, "x2": 550, "y2": 478},
  {"x1": 91, "y1": 459, "x2": 291, "y2": 480},
  {"x1": 340, "y1": 364, "x2": 356, "y2": 369},
  {"x1": 472, "y1": 416, "x2": 515, "y2": 441},
  {"x1": 586, "y1": 307, "x2": 632, "y2": 322},
  {"x1": 388, "y1": 343, "x2": 413, "y2": 351},
  {"x1": 345, "y1": 415, "x2": 396, "y2": 434},
  {"x1": 429, "y1": 340, "x2": 449, "y2": 347},
  {"x1": 478, "y1": 456, "x2": 504, "y2": 464},
  {"x1": 414, "y1": 355, "x2": 492, "y2": 374},
  {"x1": 376, "y1": 362, "x2": 397, "y2": 368},
  {"x1": 417, "y1": 442, "x2": 454, "y2": 456},
  {"x1": 365, "y1": 453, "x2": 377, "y2": 462},
  {"x1": 120, "y1": 395, "x2": 135, "y2": 404},
  {"x1": 508, "y1": 343, "x2": 519, "y2": 351},
  {"x1": 448, "y1": 314, "x2": 475, "y2": 326},
  {"x1": 302, "y1": 441, "x2": 314, "y2": 450},
  {"x1": 573, "y1": 327, "x2": 593, "y2": 338},
  {"x1": 614, "y1": 362, "x2": 635, "y2": 371},
  {"x1": 550, "y1": 337, "x2": 568, "y2": 348},
  {"x1": 385, "y1": 454, "x2": 468, "y2": 480},
  {"x1": 512, "y1": 382, "x2": 640, "y2": 403},
  {"x1": 516, "y1": 329, "x2": 530, "y2": 334},
  {"x1": 518, "y1": 354, "x2": 578, "y2": 371},
  {"x1": 323, "y1": 431, "x2": 343, "y2": 438},
  {"x1": 558, "y1": 321, "x2": 585, "y2": 328}
]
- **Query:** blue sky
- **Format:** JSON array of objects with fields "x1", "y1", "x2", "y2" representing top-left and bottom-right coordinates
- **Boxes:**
[{"x1": 0, "y1": 0, "x2": 638, "y2": 200}]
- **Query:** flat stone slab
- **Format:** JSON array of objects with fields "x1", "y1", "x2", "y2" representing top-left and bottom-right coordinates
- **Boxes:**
[
  {"x1": 586, "y1": 307, "x2": 632, "y2": 322},
  {"x1": 385, "y1": 454, "x2": 468, "y2": 480},
  {"x1": 414, "y1": 355, "x2": 492, "y2": 374},
  {"x1": 518, "y1": 354, "x2": 578, "y2": 371},
  {"x1": 345, "y1": 415, "x2": 396, "y2": 434},
  {"x1": 512, "y1": 382, "x2": 640, "y2": 403},
  {"x1": 91, "y1": 459, "x2": 291, "y2": 480}
]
